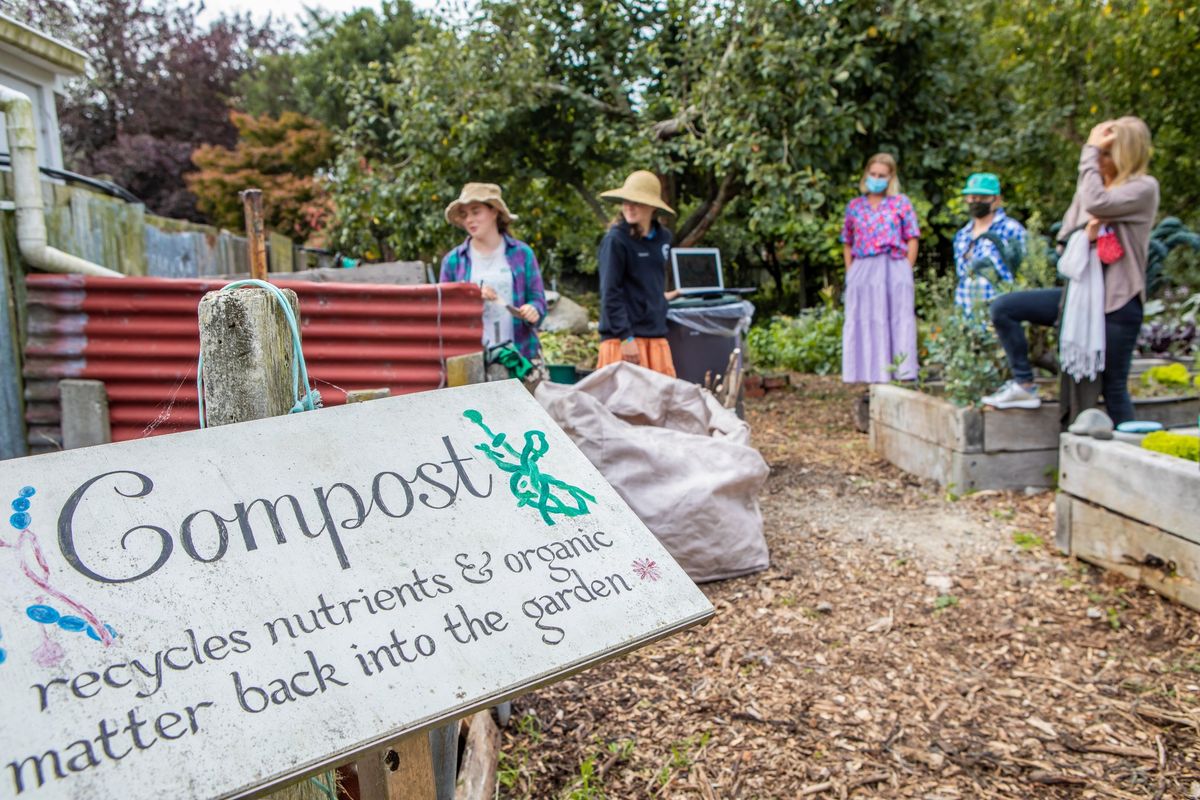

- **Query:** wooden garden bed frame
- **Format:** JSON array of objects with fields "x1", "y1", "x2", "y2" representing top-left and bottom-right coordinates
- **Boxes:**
[
  {"x1": 1056, "y1": 433, "x2": 1200, "y2": 612},
  {"x1": 869, "y1": 384, "x2": 1199, "y2": 491}
]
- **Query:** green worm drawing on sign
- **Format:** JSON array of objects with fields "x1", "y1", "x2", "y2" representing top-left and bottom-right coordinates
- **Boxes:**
[{"x1": 463, "y1": 409, "x2": 596, "y2": 526}]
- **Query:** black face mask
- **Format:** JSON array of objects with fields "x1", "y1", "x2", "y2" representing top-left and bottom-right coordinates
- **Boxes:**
[{"x1": 968, "y1": 200, "x2": 994, "y2": 219}]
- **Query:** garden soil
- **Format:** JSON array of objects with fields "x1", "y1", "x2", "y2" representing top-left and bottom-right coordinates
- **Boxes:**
[{"x1": 497, "y1": 375, "x2": 1200, "y2": 799}]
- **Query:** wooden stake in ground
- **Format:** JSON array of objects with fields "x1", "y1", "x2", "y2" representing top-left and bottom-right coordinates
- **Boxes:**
[{"x1": 240, "y1": 188, "x2": 268, "y2": 281}]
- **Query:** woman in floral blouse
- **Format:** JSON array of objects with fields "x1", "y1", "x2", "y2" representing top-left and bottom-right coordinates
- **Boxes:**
[{"x1": 839, "y1": 153, "x2": 921, "y2": 383}]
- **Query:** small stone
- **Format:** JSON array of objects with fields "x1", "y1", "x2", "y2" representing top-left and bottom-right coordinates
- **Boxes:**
[
  {"x1": 925, "y1": 574, "x2": 954, "y2": 593},
  {"x1": 1086, "y1": 607, "x2": 1103, "y2": 619},
  {"x1": 854, "y1": 708, "x2": 872, "y2": 722},
  {"x1": 816, "y1": 601, "x2": 833, "y2": 613}
]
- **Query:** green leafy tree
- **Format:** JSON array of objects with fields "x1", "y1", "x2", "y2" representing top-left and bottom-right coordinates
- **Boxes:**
[
  {"x1": 234, "y1": 1, "x2": 424, "y2": 129},
  {"x1": 328, "y1": 0, "x2": 1003, "y2": 283},
  {"x1": 977, "y1": 0, "x2": 1200, "y2": 228}
]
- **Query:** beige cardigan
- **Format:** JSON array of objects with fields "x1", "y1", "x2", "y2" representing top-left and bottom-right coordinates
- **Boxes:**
[{"x1": 1058, "y1": 146, "x2": 1160, "y2": 313}]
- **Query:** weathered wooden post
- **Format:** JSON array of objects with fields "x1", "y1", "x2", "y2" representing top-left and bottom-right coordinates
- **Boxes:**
[
  {"x1": 198, "y1": 288, "x2": 297, "y2": 425},
  {"x1": 240, "y1": 188, "x2": 268, "y2": 281}
]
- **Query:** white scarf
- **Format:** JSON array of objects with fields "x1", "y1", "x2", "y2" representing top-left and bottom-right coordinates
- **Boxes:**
[{"x1": 1058, "y1": 230, "x2": 1105, "y2": 381}]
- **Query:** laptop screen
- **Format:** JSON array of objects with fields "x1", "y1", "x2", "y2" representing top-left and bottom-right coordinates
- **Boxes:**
[{"x1": 671, "y1": 248, "x2": 723, "y2": 294}]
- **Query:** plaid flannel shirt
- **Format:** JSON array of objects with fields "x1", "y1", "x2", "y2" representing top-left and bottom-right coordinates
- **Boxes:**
[
  {"x1": 953, "y1": 209, "x2": 1027, "y2": 314},
  {"x1": 439, "y1": 234, "x2": 547, "y2": 359}
]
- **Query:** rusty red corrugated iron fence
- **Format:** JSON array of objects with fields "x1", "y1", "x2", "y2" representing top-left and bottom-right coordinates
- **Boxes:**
[{"x1": 23, "y1": 275, "x2": 483, "y2": 452}]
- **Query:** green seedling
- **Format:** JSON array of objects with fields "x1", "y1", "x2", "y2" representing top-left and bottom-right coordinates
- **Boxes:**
[
  {"x1": 1012, "y1": 531, "x2": 1044, "y2": 551},
  {"x1": 933, "y1": 594, "x2": 959, "y2": 611}
]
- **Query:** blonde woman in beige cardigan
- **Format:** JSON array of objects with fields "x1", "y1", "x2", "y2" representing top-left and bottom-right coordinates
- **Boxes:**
[{"x1": 983, "y1": 117, "x2": 1159, "y2": 424}]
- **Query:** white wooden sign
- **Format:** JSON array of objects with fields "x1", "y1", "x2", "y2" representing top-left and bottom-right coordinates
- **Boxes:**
[{"x1": 0, "y1": 380, "x2": 713, "y2": 799}]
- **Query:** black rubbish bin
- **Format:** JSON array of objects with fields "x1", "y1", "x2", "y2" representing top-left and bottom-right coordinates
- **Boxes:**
[{"x1": 666, "y1": 296, "x2": 755, "y2": 415}]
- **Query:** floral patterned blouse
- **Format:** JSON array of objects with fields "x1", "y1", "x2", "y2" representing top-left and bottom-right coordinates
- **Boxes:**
[{"x1": 840, "y1": 194, "x2": 920, "y2": 261}]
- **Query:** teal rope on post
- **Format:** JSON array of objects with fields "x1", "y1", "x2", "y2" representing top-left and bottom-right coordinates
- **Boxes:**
[
  {"x1": 308, "y1": 773, "x2": 337, "y2": 800},
  {"x1": 196, "y1": 279, "x2": 322, "y2": 428}
]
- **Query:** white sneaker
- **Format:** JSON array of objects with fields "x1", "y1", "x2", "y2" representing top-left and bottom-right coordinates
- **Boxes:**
[{"x1": 982, "y1": 381, "x2": 1041, "y2": 410}]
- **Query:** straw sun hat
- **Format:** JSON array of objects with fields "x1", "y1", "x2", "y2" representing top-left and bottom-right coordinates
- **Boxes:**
[
  {"x1": 444, "y1": 183, "x2": 519, "y2": 227},
  {"x1": 599, "y1": 171, "x2": 675, "y2": 215}
]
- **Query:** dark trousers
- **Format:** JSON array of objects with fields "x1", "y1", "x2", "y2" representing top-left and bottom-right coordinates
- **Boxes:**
[{"x1": 990, "y1": 288, "x2": 1143, "y2": 424}]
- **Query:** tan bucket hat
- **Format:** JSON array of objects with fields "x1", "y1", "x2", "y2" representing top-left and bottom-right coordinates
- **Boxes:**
[
  {"x1": 444, "y1": 183, "x2": 519, "y2": 227},
  {"x1": 599, "y1": 170, "x2": 675, "y2": 215}
]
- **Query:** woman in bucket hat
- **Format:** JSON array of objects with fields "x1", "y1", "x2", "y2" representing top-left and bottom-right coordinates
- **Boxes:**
[
  {"x1": 439, "y1": 183, "x2": 547, "y2": 362},
  {"x1": 594, "y1": 170, "x2": 678, "y2": 376},
  {"x1": 839, "y1": 153, "x2": 921, "y2": 383},
  {"x1": 952, "y1": 172, "x2": 1027, "y2": 314}
]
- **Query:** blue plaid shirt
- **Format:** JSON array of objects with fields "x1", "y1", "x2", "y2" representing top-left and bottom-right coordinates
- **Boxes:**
[
  {"x1": 439, "y1": 234, "x2": 547, "y2": 359},
  {"x1": 953, "y1": 209, "x2": 1027, "y2": 313}
]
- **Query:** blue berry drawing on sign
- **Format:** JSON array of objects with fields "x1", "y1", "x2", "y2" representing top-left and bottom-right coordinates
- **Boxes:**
[
  {"x1": 1, "y1": 485, "x2": 118, "y2": 667},
  {"x1": 463, "y1": 409, "x2": 596, "y2": 526}
]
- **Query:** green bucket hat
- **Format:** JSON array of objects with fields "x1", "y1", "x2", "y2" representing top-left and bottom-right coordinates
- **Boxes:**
[{"x1": 961, "y1": 172, "x2": 1001, "y2": 196}]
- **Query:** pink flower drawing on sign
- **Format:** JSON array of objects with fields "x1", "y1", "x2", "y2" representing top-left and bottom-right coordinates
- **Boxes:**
[{"x1": 632, "y1": 558, "x2": 661, "y2": 582}]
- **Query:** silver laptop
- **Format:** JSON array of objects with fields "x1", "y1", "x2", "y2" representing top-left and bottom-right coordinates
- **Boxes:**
[{"x1": 670, "y1": 248, "x2": 753, "y2": 297}]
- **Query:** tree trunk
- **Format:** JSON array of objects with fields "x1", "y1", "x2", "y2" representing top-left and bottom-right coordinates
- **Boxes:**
[
  {"x1": 678, "y1": 172, "x2": 738, "y2": 247},
  {"x1": 569, "y1": 178, "x2": 609, "y2": 226}
]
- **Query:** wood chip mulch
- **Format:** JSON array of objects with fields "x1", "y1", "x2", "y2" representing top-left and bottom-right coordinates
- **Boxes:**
[{"x1": 498, "y1": 376, "x2": 1200, "y2": 799}]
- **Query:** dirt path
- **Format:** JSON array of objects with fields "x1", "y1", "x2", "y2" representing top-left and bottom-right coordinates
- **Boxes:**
[{"x1": 497, "y1": 377, "x2": 1200, "y2": 799}]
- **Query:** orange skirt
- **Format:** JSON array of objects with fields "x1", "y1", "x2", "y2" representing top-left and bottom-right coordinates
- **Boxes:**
[{"x1": 596, "y1": 337, "x2": 676, "y2": 378}]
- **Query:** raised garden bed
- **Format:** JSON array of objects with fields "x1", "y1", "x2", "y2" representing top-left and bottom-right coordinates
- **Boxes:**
[
  {"x1": 869, "y1": 384, "x2": 1199, "y2": 491},
  {"x1": 1056, "y1": 432, "x2": 1200, "y2": 612}
]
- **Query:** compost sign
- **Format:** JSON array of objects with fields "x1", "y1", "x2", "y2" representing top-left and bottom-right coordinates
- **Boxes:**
[{"x1": 0, "y1": 381, "x2": 713, "y2": 799}]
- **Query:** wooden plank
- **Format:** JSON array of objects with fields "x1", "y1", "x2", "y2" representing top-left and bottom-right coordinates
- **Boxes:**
[
  {"x1": 871, "y1": 419, "x2": 1057, "y2": 490},
  {"x1": 981, "y1": 403, "x2": 1060, "y2": 453},
  {"x1": 269, "y1": 231, "x2": 295, "y2": 273},
  {"x1": 447, "y1": 352, "x2": 485, "y2": 388},
  {"x1": 869, "y1": 384, "x2": 981, "y2": 453},
  {"x1": 455, "y1": 711, "x2": 499, "y2": 800},
  {"x1": 1054, "y1": 491, "x2": 1072, "y2": 554},
  {"x1": 869, "y1": 419, "x2": 956, "y2": 486},
  {"x1": 120, "y1": 199, "x2": 147, "y2": 276},
  {"x1": 955, "y1": 446, "x2": 1059, "y2": 491},
  {"x1": 982, "y1": 396, "x2": 1199, "y2": 454},
  {"x1": 1065, "y1": 495, "x2": 1200, "y2": 613},
  {"x1": 1059, "y1": 434, "x2": 1200, "y2": 544},
  {"x1": 1134, "y1": 396, "x2": 1200, "y2": 429},
  {"x1": 358, "y1": 735, "x2": 437, "y2": 800}
]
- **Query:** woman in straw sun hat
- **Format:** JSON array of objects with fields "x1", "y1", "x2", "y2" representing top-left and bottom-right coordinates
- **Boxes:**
[
  {"x1": 594, "y1": 170, "x2": 679, "y2": 376},
  {"x1": 439, "y1": 182, "x2": 547, "y2": 362}
]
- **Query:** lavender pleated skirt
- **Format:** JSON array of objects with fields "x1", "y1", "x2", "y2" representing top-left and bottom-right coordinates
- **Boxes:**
[{"x1": 842, "y1": 254, "x2": 918, "y2": 383}]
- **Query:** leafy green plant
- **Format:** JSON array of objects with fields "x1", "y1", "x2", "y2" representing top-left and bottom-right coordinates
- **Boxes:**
[
  {"x1": 933, "y1": 594, "x2": 959, "y2": 611},
  {"x1": 498, "y1": 713, "x2": 543, "y2": 796},
  {"x1": 1141, "y1": 363, "x2": 1192, "y2": 389},
  {"x1": 1012, "y1": 531, "x2": 1044, "y2": 551},
  {"x1": 540, "y1": 330, "x2": 600, "y2": 368},
  {"x1": 922, "y1": 305, "x2": 1007, "y2": 406},
  {"x1": 746, "y1": 307, "x2": 844, "y2": 375},
  {"x1": 562, "y1": 756, "x2": 604, "y2": 800}
]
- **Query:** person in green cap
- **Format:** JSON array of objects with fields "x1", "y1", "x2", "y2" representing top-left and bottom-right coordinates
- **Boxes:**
[{"x1": 952, "y1": 172, "x2": 1027, "y2": 314}]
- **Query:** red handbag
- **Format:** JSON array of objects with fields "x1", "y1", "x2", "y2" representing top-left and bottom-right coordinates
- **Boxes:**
[{"x1": 1096, "y1": 226, "x2": 1124, "y2": 265}]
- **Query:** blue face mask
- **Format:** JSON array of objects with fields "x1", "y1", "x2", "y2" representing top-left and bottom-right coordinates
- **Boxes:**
[{"x1": 865, "y1": 176, "x2": 889, "y2": 195}]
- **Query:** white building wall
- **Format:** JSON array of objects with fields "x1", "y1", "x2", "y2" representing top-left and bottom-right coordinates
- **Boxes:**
[{"x1": 0, "y1": 53, "x2": 66, "y2": 170}]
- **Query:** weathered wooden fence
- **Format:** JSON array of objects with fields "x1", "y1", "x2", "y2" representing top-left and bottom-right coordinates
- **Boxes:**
[{"x1": 0, "y1": 174, "x2": 334, "y2": 278}]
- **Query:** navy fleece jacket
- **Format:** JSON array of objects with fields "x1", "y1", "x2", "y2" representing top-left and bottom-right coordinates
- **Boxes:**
[{"x1": 598, "y1": 221, "x2": 672, "y2": 340}]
